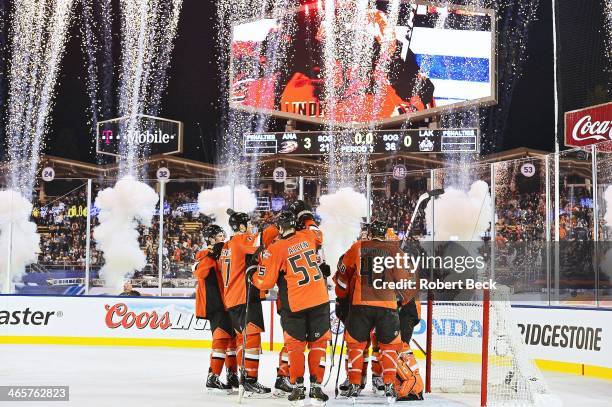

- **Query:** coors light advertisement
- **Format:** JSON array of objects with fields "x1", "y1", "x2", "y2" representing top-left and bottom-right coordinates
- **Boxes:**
[{"x1": 564, "y1": 102, "x2": 612, "y2": 148}]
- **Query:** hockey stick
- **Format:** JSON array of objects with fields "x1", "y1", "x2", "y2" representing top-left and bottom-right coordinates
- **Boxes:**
[
  {"x1": 400, "y1": 189, "x2": 444, "y2": 251},
  {"x1": 238, "y1": 266, "x2": 257, "y2": 403},
  {"x1": 324, "y1": 316, "x2": 342, "y2": 386},
  {"x1": 411, "y1": 338, "x2": 427, "y2": 357},
  {"x1": 334, "y1": 335, "x2": 346, "y2": 399}
]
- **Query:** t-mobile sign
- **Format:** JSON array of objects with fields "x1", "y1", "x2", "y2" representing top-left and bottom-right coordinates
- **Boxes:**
[
  {"x1": 564, "y1": 102, "x2": 612, "y2": 148},
  {"x1": 96, "y1": 114, "x2": 184, "y2": 157}
]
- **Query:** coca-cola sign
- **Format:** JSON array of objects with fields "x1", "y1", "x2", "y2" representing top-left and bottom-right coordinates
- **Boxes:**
[{"x1": 565, "y1": 102, "x2": 612, "y2": 147}]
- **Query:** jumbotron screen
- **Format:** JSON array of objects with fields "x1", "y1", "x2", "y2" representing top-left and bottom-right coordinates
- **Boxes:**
[{"x1": 230, "y1": 1, "x2": 496, "y2": 126}]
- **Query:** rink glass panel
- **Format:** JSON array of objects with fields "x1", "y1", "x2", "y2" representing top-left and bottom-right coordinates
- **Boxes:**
[
  {"x1": 493, "y1": 157, "x2": 550, "y2": 305},
  {"x1": 18, "y1": 178, "x2": 90, "y2": 296},
  {"x1": 2, "y1": 150, "x2": 609, "y2": 308},
  {"x1": 370, "y1": 170, "x2": 430, "y2": 239},
  {"x1": 595, "y1": 141, "x2": 612, "y2": 307},
  {"x1": 430, "y1": 162, "x2": 493, "y2": 290},
  {"x1": 161, "y1": 178, "x2": 216, "y2": 297},
  {"x1": 553, "y1": 147, "x2": 597, "y2": 306}
]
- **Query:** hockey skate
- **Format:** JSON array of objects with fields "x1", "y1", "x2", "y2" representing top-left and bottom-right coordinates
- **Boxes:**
[
  {"x1": 340, "y1": 380, "x2": 364, "y2": 397},
  {"x1": 206, "y1": 372, "x2": 233, "y2": 394},
  {"x1": 338, "y1": 377, "x2": 350, "y2": 392},
  {"x1": 239, "y1": 376, "x2": 271, "y2": 399},
  {"x1": 384, "y1": 383, "x2": 397, "y2": 405},
  {"x1": 288, "y1": 379, "x2": 306, "y2": 407},
  {"x1": 226, "y1": 370, "x2": 239, "y2": 389},
  {"x1": 343, "y1": 383, "x2": 362, "y2": 399},
  {"x1": 309, "y1": 382, "x2": 329, "y2": 406},
  {"x1": 273, "y1": 375, "x2": 293, "y2": 397},
  {"x1": 372, "y1": 375, "x2": 384, "y2": 395}
]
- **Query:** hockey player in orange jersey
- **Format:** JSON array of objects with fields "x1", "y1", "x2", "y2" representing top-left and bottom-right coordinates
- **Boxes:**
[
  {"x1": 251, "y1": 210, "x2": 331, "y2": 406},
  {"x1": 335, "y1": 220, "x2": 417, "y2": 403},
  {"x1": 218, "y1": 210, "x2": 271, "y2": 395},
  {"x1": 260, "y1": 201, "x2": 332, "y2": 398},
  {"x1": 193, "y1": 224, "x2": 238, "y2": 393}
]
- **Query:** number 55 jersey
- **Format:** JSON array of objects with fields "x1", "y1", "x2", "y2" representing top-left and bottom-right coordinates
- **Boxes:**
[{"x1": 253, "y1": 226, "x2": 327, "y2": 313}]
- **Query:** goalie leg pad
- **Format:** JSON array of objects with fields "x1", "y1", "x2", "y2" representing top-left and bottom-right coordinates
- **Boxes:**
[
  {"x1": 396, "y1": 351, "x2": 424, "y2": 400},
  {"x1": 379, "y1": 342, "x2": 402, "y2": 384}
]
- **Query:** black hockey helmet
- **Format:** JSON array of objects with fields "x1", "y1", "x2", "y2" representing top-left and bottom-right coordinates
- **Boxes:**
[
  {"x1": 203, "y1": 224, "x2": 225, "y2": 243},
  {"x1": 369, "y1": 220, "x2": 388, "y2": 239},
  {"x1": 288, "y1": 200, "x2": 309, "y2": 216},
  {"x1": 276, "y1": 210, "x2": 297, "y2": 232},
  {"x1": 227, "y1": 209, "x2": 250, "y2": 232}
]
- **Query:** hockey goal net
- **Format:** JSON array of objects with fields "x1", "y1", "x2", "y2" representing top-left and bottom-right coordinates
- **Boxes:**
[{"x1": 424, "y1": 287, "x2": 557, "y2": 406}]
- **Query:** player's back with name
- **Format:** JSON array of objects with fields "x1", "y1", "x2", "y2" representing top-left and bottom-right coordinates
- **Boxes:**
[{"x1": 255, "y1": 227, "x2": 327, "y2": 313}]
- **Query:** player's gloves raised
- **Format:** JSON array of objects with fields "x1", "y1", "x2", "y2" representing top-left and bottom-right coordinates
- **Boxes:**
[
  {"x1": 319, "y1": 262, "x2": 331, "y2": 278},
  {"x1": 335, "y1": 297, "x2": 349, "y2": 323},
  {"x1": 207, "y1": 242, "x2": 225, "y2": 260}
]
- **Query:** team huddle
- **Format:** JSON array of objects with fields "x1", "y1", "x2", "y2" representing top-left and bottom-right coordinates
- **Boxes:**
[{"x1": 192, "y1": 200, "x2": 425, "y2": 405}]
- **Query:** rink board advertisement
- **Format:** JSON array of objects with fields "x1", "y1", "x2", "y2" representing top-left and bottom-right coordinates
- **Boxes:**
[{"x1": 1, "y1": 296, "x2": 612, "y2": 375}]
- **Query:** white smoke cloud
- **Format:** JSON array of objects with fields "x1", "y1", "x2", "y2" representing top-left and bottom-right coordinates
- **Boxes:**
[
  {"x1": 423, "y1": 180, "x2": 492, "y2": 241},
  {"x1": 94, "y1": 177, "x2": 159, "y2": 293},
  {"x1": 198, "y1": 184, "x2": 257, "y2": 235},
  {"x1": 317, "y1": 188, "x2": 368, "y2": 269},
  {"x1": 0, "y1": 190, "x2": 40, "y2": 293}
]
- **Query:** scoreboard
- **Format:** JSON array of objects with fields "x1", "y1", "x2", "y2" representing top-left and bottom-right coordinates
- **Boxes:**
[{"x1": 243, "y1": 129, "x2": 479, "y2": 156}]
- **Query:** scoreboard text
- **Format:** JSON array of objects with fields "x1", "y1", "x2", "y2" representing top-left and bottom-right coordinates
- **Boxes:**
[{"x1": 243, "y1": 129, "x2": 479, "y2": 156}]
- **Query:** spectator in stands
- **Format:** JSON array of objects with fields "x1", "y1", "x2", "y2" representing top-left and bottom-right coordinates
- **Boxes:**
[{"x1": 119, "y1": 281, "x2": 141, "y2": 296}]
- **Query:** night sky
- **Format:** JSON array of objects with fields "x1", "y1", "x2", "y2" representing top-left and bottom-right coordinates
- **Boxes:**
[{"x1": 9, "y1": 0, "x2": 555, "y2": 164}]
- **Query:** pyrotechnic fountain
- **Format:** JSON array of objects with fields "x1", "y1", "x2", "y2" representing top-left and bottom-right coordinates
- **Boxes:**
[
  {"x1": 606, "y1": 1, "x2": 612, "y2": 76},
  {"x1": 216, "y1": 0, "x2": 297, "y2": 184},
  {"x1": 0, "y1": 0, "x2": 74, "y2": 293},
  {"x1": 87, "y1": 0, "x2": 183, "y2": 292}
]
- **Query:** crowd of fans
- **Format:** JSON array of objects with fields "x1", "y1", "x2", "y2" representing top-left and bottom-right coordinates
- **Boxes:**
[{"x1": 27, "y1": 181, "x2": 596, "y2": 279}]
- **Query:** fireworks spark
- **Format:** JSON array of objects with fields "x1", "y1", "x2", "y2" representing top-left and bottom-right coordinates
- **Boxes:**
[{"x1": 5, "y1": 0, "x2": 74, "y2": 195}]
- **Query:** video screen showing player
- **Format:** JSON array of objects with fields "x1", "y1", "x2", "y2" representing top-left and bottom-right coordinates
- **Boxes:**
[{"x1": 230, "y1": 1, "x2": 493, "y2": 124}]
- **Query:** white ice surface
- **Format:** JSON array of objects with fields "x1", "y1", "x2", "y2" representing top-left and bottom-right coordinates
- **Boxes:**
[{"x1": 0, "y1": 345, "x2": 610, "y2": 407}]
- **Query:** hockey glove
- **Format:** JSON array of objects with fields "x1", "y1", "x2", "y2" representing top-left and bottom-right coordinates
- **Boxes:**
[
  {"x1": 208, "y1": 242, "x2": 225, "y2": 260},
  {"x1": 335, "y1": 297, "x2": 349, "y2": 323},
  {"x1": 319, "y1": 262, "x2": 331, "y2": 278}
]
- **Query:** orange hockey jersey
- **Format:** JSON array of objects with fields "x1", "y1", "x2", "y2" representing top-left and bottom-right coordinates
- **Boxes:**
[
  {"x1": 219, "y1": 233, "x2": 260, "y2": 309},
  {"x1": 193, "y1": 249, "x2": 225, "y2": 319},
  {"x1": 335, "y1": 239, "x2": 416, "y2": 309},
  {"x1": 253, "y1": 226, "x2": 327, "y2": 313}
]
